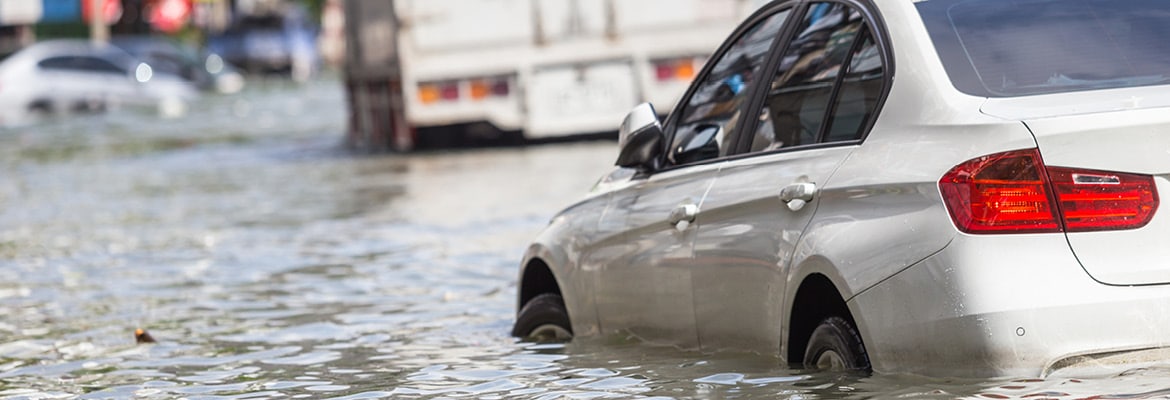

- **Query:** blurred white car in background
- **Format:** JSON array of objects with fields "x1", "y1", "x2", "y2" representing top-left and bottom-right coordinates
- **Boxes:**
[{"x1": 0, "y1": 39, "x2": 199, "y2": 125}]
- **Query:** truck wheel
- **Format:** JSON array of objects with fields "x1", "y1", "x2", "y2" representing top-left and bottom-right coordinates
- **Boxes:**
[
  {"x1": 803, "y1": 316, "x2": 870, "y2": 371},
  {"x1": 511, "y1": 293, "x2": 572, "y2": 341}
]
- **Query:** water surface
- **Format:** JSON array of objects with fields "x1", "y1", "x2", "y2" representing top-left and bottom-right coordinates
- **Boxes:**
[{"x1": 1, "y1": 76, "x2": 1169, "y2": 399}]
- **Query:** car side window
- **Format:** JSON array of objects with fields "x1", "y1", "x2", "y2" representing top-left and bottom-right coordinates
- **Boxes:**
[
  {"x1": 826, "y1": 32, "x2": 883, "y2": 142},
  {"x1": 38, "y1": 56, "x2": 76, "y2": 71},
  {"x1": 38, "y1": 56, "x2": 125, "y2": 75},
  {"x1": 749, "y1": 2, "x2": 884, "y2": 152},
  {"x1": 667, "y1": 9, "x2": 790, "y2": 166}
]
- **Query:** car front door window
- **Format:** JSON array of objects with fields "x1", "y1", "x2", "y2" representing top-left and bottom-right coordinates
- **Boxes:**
[{"x1": 667, "y1": 9, "x2": 790, "y2": 166}]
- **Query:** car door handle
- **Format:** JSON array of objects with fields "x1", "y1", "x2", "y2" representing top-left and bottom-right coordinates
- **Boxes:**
[
  {"x1": 779, "y1": 182, "x2": 817, "y2": 211},
  {"x1": 668, "y1": 203, "x2": 699, "y2": 226}
]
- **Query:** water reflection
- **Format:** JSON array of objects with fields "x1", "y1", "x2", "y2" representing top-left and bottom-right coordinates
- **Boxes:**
[{"x1": 3, "y1": 75, "x2": 1170, "y2": 399}]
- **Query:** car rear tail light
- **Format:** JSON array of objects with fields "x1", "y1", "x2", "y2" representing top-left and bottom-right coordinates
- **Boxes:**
[
  {"x1": 940, "y1": 148, "x2": 1159, "y2": 234},
  {"x1": 940, "y1": 149, "x2": 1061, "y2": 233},
  {"x1": 1047, "y1": 167, "x2": 1158, "y2": 232},
  {"x1": 654, "y1": 58, "x2": 697, "y2": 82}
]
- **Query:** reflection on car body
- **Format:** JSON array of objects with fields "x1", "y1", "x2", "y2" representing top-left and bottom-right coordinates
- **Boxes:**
[{"x1": 512, "y1": 0, "x2": 1170, "y2": 379}]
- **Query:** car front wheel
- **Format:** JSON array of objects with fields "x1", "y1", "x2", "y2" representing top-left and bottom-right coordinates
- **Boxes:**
[
  {"x1": 803, "y1": 316, "x2": 870, "y2": 371},
  {"x1": 511, "y1": 293, "x2": 572, "y2": 341}
]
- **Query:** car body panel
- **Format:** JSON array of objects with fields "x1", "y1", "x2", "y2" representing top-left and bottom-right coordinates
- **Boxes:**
[
  {"x1": 516, "y1": 0, "x2": 1170, "y2": 378},
  {"x1": 1024, "y1": 107, "x2": 1170, "y2": 286},
  {"x1": 855, "y1": 232, "x2": 1170, "y2": 378},
  {"x1": 692, "y1": 146, "x2": 852, "y2": 352},
  {"x1": 591, "y1": 162, "x2": 722, "y2": 346},
  {"x1": 521, "y1": 190, "x2": 614, "y2": 338}
]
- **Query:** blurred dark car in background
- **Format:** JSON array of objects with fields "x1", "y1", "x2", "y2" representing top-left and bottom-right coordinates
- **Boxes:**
[
  {"x1": 206, "y1": 6, "x2": 319, "y2": 82},
  {"x1": 111, "y1": 36, "x2": 246, "y2": 94}
]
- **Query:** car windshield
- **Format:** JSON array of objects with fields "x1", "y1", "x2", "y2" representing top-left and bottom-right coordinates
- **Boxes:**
[{"x1": 916, "y1": 0, "x2": 1170, "y2": 97}]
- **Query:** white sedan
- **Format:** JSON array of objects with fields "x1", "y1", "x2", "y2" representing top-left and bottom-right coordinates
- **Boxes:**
[
  {"x1": 512, "y1": 0, "x2": 1170, "y2": 379},
  {"x1": 0, "y1": 39, "x2": 198, "y2": 125}
]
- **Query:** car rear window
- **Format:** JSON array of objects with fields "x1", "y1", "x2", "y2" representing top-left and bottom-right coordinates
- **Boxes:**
[{"x1": 916, "y1": 0, "x2": 1170, "y2": 97}]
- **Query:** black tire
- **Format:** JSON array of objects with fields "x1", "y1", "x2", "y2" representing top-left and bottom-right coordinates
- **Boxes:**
[
  {"x1": 511, "y1": 293, "x2": 573, "y2": 341},
  {"x1": 803, "y1": 316, "x2": 871, "y2": 371}
]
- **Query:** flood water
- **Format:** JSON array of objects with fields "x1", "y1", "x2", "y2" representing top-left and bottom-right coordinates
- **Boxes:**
[{"x1": 3, "y1": 76, "x2": 1170, "y2": 399}]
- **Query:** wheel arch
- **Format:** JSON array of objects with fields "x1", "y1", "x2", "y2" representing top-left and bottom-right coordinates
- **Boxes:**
[
  {"x1": 785, "y1": 272, "x2": 863, "y2": 366},
  {"x1": 518, "y1": 257, "x2": 563, "y2": 312}
]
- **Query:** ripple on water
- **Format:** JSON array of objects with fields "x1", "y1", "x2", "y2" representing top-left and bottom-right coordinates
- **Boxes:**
[{"x1": 6, "y1": 76, "x2": 1170, "y2": 400}]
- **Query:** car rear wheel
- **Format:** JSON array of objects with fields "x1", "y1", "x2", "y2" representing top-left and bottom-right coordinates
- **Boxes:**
[
  {"x1": 803, "y1": 316, "x2": 870, "y2": 371},
  {"x1": 511, "y1": 293, "x2": 572, "y2": 341}
]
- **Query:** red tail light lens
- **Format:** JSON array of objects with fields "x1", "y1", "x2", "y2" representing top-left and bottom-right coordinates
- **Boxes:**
[
  {"x1": 1047, "y1": 167, "x2": 1158, "y2": 232},
  {"x1": 940, "y1": 148, "x2": 1159, "y2": 234},
  {"x1": 940, "y1": 149, "x2": 1060, "y2": 233}
]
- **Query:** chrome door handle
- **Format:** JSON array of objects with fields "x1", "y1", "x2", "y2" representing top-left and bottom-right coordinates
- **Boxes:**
[
  {"x1": 668, "y1": 203, "x2": 699, "y2": 226},
  {"x1": 779, "y1": 182, "x2": 816, "y2": 211}
]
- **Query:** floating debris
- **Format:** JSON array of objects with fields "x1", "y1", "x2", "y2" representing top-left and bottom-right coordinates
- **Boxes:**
[{"x1": 135, "y1": 328, "x2": 156, "y2": 344}]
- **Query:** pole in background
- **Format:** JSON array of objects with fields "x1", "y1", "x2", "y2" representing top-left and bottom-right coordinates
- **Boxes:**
[{"x1": 90, "y1": 0, "x2": 109, "y2": 44}]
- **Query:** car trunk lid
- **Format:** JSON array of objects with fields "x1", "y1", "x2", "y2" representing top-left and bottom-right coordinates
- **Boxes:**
[{"x1": 984, "y1": 91, "x2": 1170, "y2": 285}]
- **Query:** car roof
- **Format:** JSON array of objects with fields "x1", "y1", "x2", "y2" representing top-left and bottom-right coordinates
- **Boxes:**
[{"x1": 14, "y1": 39, "x2": 138, "y2": 61}]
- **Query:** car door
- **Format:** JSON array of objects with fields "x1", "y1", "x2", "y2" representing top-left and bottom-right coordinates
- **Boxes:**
[
  {"x1": 691, "y1": 1, "x2": 889, "y2": 352},
  {"x1": 590, "y1": 6, "x2": 793, "y2": 345},
  {"x1": 38, "y1": 55, "x2": 135, "y2": 110}
]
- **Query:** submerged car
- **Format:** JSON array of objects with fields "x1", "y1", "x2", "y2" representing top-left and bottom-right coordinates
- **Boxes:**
[
  {"x1": 111, "y1": 36, "x2": 246, "y2": 94},
  {"x1": 512, "y1": 0, "x2": 1170, "y2": 378},
  {"x1": 206, "y1": 6, "x2": 319, "y2": 81},
  {"x1": 0, "y1": 39, "x2": 198, "y2": 124}
]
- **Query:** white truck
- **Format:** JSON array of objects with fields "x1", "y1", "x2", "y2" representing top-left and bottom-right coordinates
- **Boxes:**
[{"x1": 344, "y1": 0, "x2": 764, "y2": 150}]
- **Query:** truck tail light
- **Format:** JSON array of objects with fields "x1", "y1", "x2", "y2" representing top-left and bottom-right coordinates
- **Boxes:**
[
  {"x1": 654, "y1": 58, "x2": 696, "y2": 82},
  {"x1": 439, "y1": 82, "x2": 459, "y2": 101},
  {"x1": 468, "y1": 78, "x2": 510, "y2": 100},
  {"x1": 419, "y1": 77, "x2": 510, "y2": 105},
  {"x1": 940, "y1": 148, "x2": 1158, "y2": 234}
]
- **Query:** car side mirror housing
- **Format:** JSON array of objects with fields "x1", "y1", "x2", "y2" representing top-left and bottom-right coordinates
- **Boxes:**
[{"x1": 615, "y1": 103, "x2": 665, "y2": 171}]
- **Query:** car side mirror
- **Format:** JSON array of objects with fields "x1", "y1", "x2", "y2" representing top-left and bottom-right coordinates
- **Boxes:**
[
  {"x1": 672, "y1": 123, "x2": 722, "y2": 165},
  {"x1": 615, "y1": 103, "x2": 665, "y2": 172}
]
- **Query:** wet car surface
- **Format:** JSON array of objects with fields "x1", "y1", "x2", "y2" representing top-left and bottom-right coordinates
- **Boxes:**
[
  {"x1": 513, "y1": 0, "x2": 1170, "y2": 379},
  {"x1": 5, "y1": 76, "x2": 1170, "y2": 398}
]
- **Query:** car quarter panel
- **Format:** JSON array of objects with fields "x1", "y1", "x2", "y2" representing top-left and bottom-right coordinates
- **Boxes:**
[
  {"x1": 790, "y1": 0, "x2": 1043, "y2": 303},
  {"x1": 854, "y1": 233, "x2": 1170, "y2": 378},
  {"x1": 1019, "y1": 105, "x2": 1170, "y2": 286}
]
